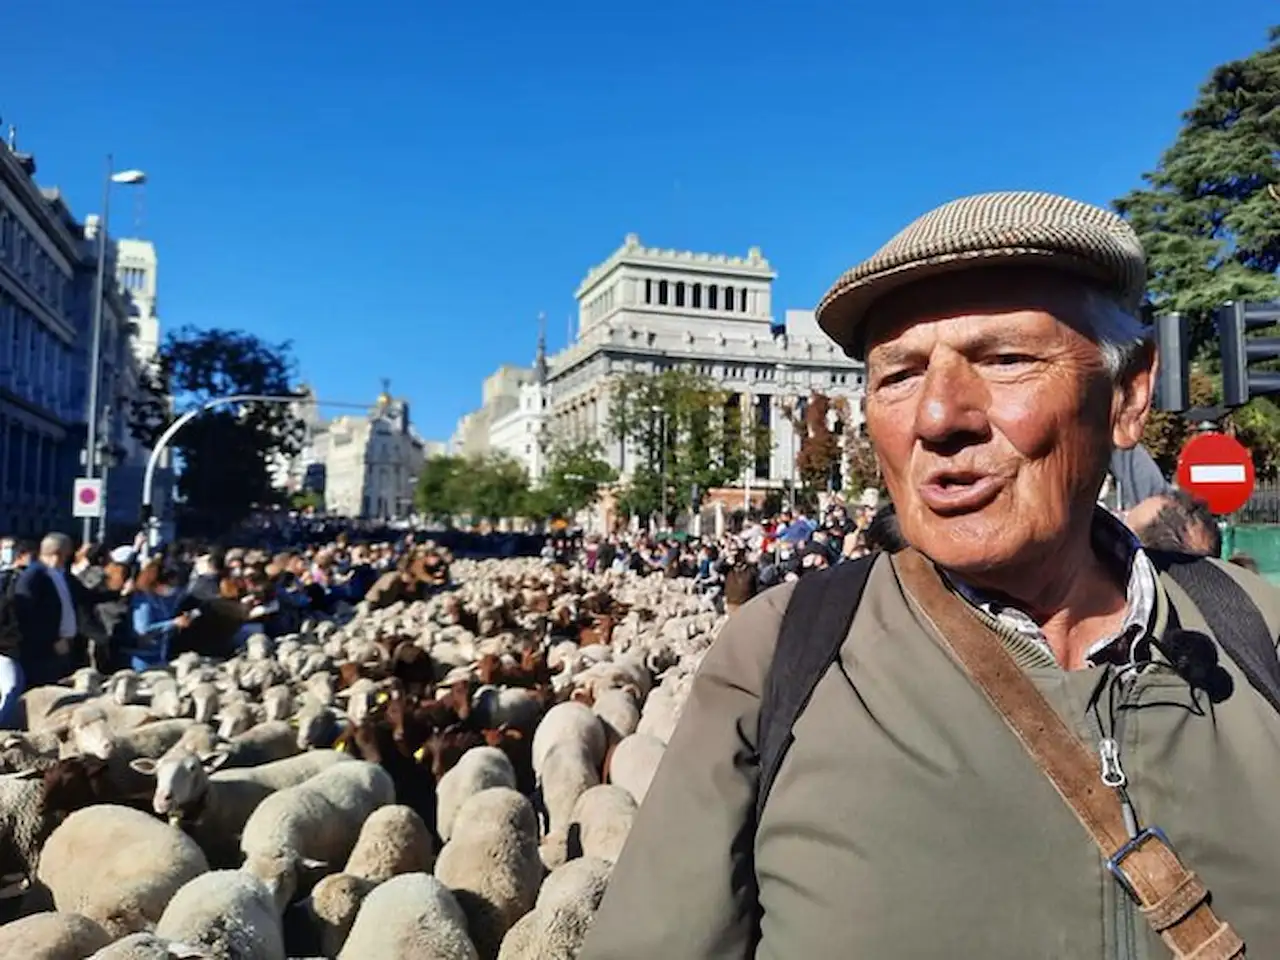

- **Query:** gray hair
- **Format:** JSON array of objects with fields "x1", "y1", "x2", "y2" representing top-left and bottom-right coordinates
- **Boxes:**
[
  {"x1": 1077, "y1": 287, "x2": 1151, "y2": 381},
  {"x1": 39, "y1": 533, "x2": 72, "y2": 559}
]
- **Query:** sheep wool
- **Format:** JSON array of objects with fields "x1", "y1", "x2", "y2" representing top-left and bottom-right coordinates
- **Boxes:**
[
  {"x1": 304, "y1": 872, "x2": 377, "y2": 958},
  {"x1": 0, "y1": 771, "x2": 53, "y2": 879},
  {"x1": 239, "y1": 759, "x2": 395, "y2": 868},
  {"x1": 534, "y1": 857, "x2": 612, "y2": 915},
  {"x1": 567, "y1": 785, "x2": 637, "y2": 863},
  {"x1": 343, "y1": 804, "x2": 436, "y2": 881},
  {"x1": 434, "y1": 787, "x2": 542, "y2": 960},
  {"x1": 603, "y1": 732, "x2": 665, "y2": 807},
  {"x1": 530, "y1": 703, "x2": 605, "y2": 778},
  {"x1": 495, "y1": 902, "x2": 595, "y2": 960},
  {"x1": 89, "y1": 931, "x2": 211, "y2": 959},
  {"x1": 435, "y1": 746, "x2": 517, "y2": 843},
  {"x1": 539, "y1": 739, "x2": 600, "y2": 836},
  {"x1": 0, "y1": 910, "x2": 111, "y2": 960},
  {"x1": 338, "y1": 873, "x2": 477, "y2": 960},
  {"x1": 36, "y1": 805, "x2": 210, "y2": 939},
  {"x1": 154, "y1": 870, "x2": 288, "y2": 960}
]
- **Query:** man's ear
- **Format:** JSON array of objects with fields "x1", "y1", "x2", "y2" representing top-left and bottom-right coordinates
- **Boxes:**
[{"x1": 1112, "y1": 340, "x2": 1157, "y2": 451}]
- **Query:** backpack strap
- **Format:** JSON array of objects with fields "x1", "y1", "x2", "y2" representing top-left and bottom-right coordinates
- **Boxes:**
[
  {"x1": 1153, "y1": 553, "x2": 1280, "y2": 715},
  {"x1": 754, "y1": 554, "x2": 877, "y2": 826}
]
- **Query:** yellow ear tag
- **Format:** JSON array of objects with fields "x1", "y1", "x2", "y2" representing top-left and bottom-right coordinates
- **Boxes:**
[
  {"x1": 375, "y1": 692, "x2": 390, "y2": 705},
  {"x1": 334, "y1": 739, "x2": 347, "y2": 753},
  {"x1": 413, "y1": 745, "x2": 427, "y2": 763}
]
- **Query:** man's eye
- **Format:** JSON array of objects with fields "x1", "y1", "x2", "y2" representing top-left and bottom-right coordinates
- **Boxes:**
[
  {"x1": 990, "y1": 353, "x2": 1036, "y2": 366},
  {"x1": 876, "y1": 369, "x2": 917, "y2": 388}
]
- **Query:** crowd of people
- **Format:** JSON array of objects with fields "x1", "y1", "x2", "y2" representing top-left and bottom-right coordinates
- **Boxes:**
[{"x1": 0, "y1": 531, "x2": 455, "y2": 730}]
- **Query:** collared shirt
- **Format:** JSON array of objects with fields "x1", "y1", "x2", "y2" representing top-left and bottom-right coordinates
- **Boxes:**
[
  {"x1": 48, "y1": 567, "x2": 78, "y2": 640},
  {"x1": 946, "y1": 510, "x2": 1158, "y2": 667}
]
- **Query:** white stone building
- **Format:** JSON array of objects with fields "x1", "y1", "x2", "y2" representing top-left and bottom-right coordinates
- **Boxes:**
[
  {"x1": 448, "y1": 364, "x2": 534, "y2": 458},
  {"x1": 544, "y1": 234, "x2": 865, "y2": 496},
  {"x1": 486, "y1": 321, "x2": 551, "y2": 481},
  {"x1": 319, "y1": 388, "x2": 426, "y2": 520}
]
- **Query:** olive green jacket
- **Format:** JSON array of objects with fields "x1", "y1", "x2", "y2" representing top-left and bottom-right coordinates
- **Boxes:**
[{"x1": 580, "y1": 554, "x2": 1280, "y2": 959}]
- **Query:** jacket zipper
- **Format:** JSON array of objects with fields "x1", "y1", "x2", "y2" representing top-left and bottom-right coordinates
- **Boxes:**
[{"x1": 1092, "y1": 673, "x2": 1141, "y2": 960}]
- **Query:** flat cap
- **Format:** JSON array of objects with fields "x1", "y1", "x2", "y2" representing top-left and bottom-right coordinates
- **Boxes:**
[{"x1": 816, "y1": 191, "x2": 1147, "y2": 358}]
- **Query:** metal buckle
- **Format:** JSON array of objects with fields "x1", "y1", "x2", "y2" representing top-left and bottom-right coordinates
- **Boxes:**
[{"x1": 1105, "y1": 825, "x2": 1174, "y2": 903}]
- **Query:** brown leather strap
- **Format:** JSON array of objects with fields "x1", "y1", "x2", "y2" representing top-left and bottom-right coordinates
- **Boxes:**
[{"x1": 894, "y1": 549, "x2": 1246, "y2": 960}]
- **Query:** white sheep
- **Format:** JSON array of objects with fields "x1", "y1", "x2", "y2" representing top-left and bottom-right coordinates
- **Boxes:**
[
  {"x1": 302, "y1": 872, "x2": 377, "y2": 957},
  {"x1": 531, "y1": 702, "x2": 606, "y2": 777},
  {"x1": 568, "y1": 785, "x2": 637, "y2": 862},
  {"x1": 590, "y1": 688, "x2": 640, "y2": 746},
  {"x1": 0, "y1": 910, "x2": 111, "y2": 960},
  {"x1": 134, "y1": 747, "x2": 351, "y2": 867},
  {"x1": 337, "y1": 873, "x2": 477, "y2": 960},
  {"x1": 605, "y1": 732, "x2": 665, "y2": 806},
  {"x1": 436, "y1": 745, "x2": 517, "y2": 842},
  {"x1": 154, "y1": 855, "x2": 299, "y2": 960},
  {"x1": 434, "y1": 787, "x2": 542, "y2": 960},
  {"x1": 88, "y1": 932, "x2": 210, "y2": 959},
  {"x1": 36, "y1": 804, "x2": 210, "y2": 938},
  {"x1": 239, "y1": 759, "x2": 395, "y2": 868},
  {"x1": 343, "y1": 803, "x2": 436, "y2": 881},
  {"x1": 540, "y1": 738, "x2": 601, "y2": 836}
]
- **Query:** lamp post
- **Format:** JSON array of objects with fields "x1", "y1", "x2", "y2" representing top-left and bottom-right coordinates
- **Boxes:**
[{"x1": 83, "y1": 157, "x2": 146, "y2": 545}]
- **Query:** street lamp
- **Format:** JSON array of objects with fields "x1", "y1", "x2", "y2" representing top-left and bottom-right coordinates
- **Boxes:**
[{"x1": 83, "y1": 157, "x2": 147, "y2": 545}]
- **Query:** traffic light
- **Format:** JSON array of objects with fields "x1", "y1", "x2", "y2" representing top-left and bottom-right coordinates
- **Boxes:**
[
  {"x1": 1219, "y1": 300, "x2": 1280, "y2": 407},
  {"x1": 1153, "y1": 311, "x2": 1189, "y2": 413}
]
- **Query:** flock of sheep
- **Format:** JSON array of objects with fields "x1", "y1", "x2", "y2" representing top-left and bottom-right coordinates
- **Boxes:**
[{"x1": 0, "y1": 558, "x2": 725, "y2": 960}]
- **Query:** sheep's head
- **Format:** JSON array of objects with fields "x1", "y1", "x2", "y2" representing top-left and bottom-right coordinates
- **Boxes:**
[
  {"x1": 243, "y1": 850, "x2": 327, "y2": 914},
  {"x1": 191, "y1": 683, "x2": 220, "y2": 725},
  {"x1": 131, "y1": 747, "x2": 229, "y2": 818},
  {"x1": 66, "y1": 704, "x2": 115, "y2": 760}
]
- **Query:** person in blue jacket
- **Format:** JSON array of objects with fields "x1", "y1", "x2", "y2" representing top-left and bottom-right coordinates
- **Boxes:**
[{"x1": 125, "y1": 560, "x2": 192, "y2": 672}]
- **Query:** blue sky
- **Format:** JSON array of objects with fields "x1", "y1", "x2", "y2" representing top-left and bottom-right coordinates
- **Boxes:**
[{"x1": 4, "y1": 2, "x2": 1273, "y2": 441}]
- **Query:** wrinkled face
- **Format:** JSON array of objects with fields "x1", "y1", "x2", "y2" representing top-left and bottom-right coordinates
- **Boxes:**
[{"x1": 863, "y1": 269, "x2": 1154, "y2": 579}]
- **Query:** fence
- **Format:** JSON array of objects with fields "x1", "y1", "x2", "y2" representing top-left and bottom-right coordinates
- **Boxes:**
[{"x1": 1233, "y1": 479, "x2": 1280, "y2": 525}]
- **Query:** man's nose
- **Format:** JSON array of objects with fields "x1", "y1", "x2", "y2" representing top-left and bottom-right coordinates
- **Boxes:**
[{"x1": 912, "y1": 355, "x2": 990, "y2": 447}]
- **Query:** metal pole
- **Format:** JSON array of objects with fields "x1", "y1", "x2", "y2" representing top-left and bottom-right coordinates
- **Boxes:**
[
  {"x1": 140, "y1": 392, "x2": 306, "y2": 549},
  {"x1": 83, "y1": 154, "x2": 112, "y2": 545},
  {"x1": 659, "y1": 411, "x2": 667, "y2": 530}
]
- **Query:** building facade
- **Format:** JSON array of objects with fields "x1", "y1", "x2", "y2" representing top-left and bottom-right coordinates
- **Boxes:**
[
  {"x1": 0, "y1": 141, "x2": 88, "y2": 536},
  {"x1": 448, "y1": 364, "x2": 534, "y2": 458},
  {"x1": 319, "y1": 389, "x2": 426, "y2": 520},
  {"x1": 487, "y1": 324, "x2": 551, "y2": 482},
  {"x1": 543, "y1": 234, "x2": 866, "y2": 494}
]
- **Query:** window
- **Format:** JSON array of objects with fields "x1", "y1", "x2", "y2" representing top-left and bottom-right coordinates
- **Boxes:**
[
  {"x1": 658, "y1": 280, "x2": 669, "y2": 305},
  {"x1": 674, "y1": 281, "x2": 685, "y2": 307},
  {"x1": 724, "y1": 287, "x2": 735, "y2": 311},
  {"x1": 691, "y1": 283, "x2": 702, "y2": 309},
  {"x1": 741, "y1": 287, "x2": 750, "y2": 313},
  {"x1": 755, "y1": 395, "x2": 771, "y2": 479},
  {"x1": 707, "y1": 285, "x2": 718, "y2": 310},
  {"x1": 644, "y1": 278, "x2": 652, "y2": 304}
]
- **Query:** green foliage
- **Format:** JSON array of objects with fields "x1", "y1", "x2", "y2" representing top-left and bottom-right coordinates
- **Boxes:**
[
  {"x1": 414, "y1": 453, "x2": 530, "y2": 523},
  {"x1": 531, "y1": 440, "x2": 617, "y2": 520},
  {"x1": 1114, "y1": 26, "x2": 1280, "y2": 355},
  {"x1": 290, "y1": 489, "x2": 324, "y2": 512},
  {"x1": 130, "y1": 326, "x2": 304, "y2": 528},
  {"x1": 414, "y1": 455, "x2": 466, "y2": 522},
  {"x1": 607, "y1": 368, "x2": 768, "y2": 524},
  {"x1": 1115, "y1": 26, "x2": 1280, "y2": 477}
]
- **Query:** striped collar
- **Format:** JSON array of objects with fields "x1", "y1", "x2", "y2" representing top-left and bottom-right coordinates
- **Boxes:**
[{"x1": 945, "y1": 509, "x2": 1157, "y2": 667}]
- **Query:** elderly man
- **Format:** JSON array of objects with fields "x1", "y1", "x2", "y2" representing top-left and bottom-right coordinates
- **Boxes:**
[
  {"x1": 580, "y1": 192, "x2": 1280, "y2": 959},
  {"x1": 14, "y1": 533, "x2": 86, "y2": 686}
]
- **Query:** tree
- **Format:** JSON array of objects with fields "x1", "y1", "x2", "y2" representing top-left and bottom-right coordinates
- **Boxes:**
[
  {"x1": 290, "y1": 490, "x2": 324, "y2": 513},
  {"x1": 415, "y1": 455, "x2": 466, "y2": 523},
  {"x1": 784, "y1": 393, "x2": 844, "y2": 494},
  {"x1": 1115, "y1": 27, "x2": 1280, "y2": 476},
  {"x1": 844, "y1": 426, "x2": 882, "y2": 497},
  {"x1": 533, "y1": 440, "x2": 617, "y2": 520},
  {"x1": 130, "y1": 326, "x2": 304, "y2": 531},
  {"x1": 607, "y1": 369, "x2": 768, "y2": 524},
  {"x1": 1114, "y1": 27, "x2": 1280, "y2": 356},
  {"x1": 465, "y1": 454, "x2": 530, "y2": 522}
]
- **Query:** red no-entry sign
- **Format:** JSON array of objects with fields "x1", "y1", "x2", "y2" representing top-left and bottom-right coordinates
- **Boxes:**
[{"x1": 1175, "y1": 432, "x2": 1256, "y2": 515}]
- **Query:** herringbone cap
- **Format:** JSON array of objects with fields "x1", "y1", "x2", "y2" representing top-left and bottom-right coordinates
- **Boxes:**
[{"x1": 816, "y1": 191, "x2": 1147, "y2": 358}]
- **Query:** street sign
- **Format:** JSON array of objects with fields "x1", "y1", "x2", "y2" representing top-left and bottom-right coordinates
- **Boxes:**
[
  {"x1": 1175, "y1": 432, "x2": 1256, "y2": 516},
  {"x1": 72, "y1": 478, "x2": 104, "y2": 519}
]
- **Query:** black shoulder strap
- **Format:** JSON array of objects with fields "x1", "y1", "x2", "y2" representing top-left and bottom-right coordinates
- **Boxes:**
[
  {"x1": 1156, "y1": 553, "x2": 1280, "y2": 716},
  {"x1": 755, "y1": 555, "x2": 876, "y2": 825}
]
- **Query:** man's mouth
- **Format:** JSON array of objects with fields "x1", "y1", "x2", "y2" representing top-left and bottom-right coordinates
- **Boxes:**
[{"x1": 918, "y1": 470, "x2": 1004, "y2": 515}]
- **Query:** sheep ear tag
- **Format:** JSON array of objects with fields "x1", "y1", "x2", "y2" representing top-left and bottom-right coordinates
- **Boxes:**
[
  {"x1": 334, "y1": 739, "x2": 347, "y2": 753},
  {"x1": 413, "y1": 744, "x2": 427, "y2": 763}
]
